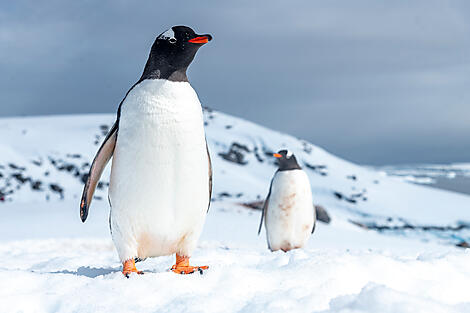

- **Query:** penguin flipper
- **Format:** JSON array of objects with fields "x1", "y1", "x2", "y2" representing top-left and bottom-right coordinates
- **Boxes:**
[
  {"x1": 258, "y1": 179, "x2": 273, "y2": 235},
  {"x1": 80, "y1": 121, "x2": 118, "y2": 222},
  {"x1": 207, "y1": 142, "x2": 212, "y2": 213},
  {"x1": 311, "y1": 215, "x2": 316, "y2": 234}
]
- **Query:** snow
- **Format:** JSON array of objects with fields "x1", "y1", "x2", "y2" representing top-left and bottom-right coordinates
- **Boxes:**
[
  {"x1": 1, "y1": 111, "x2": 470, "y2": 312},
  {"x1": 1, "y1": 200, "x2": 470, "y2": 313}
]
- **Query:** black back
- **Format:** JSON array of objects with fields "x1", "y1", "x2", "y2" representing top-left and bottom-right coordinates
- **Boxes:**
[{"x1": 275, "y1": 149, "x2": 301, "y2": 171}]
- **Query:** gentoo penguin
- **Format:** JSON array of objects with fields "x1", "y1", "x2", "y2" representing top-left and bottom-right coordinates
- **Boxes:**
[
  {"x1": 258, "y1": 150, "x2": 316, "y2": 252},
  {"x1": 80, "y1": 26, "x2": 213, "y2": 276}
]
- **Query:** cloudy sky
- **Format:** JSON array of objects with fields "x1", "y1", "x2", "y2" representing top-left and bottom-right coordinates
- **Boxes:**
[{"x1": 1, "y1": 0, "x2": 470, "y2": 165}]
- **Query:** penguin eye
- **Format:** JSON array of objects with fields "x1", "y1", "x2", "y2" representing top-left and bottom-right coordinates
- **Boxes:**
[{"x1": 169, "y1": 38, "x2": 177, "y2": 44}]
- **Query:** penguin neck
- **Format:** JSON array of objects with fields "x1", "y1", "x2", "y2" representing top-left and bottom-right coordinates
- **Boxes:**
[
  {"x1": 277, "y1": 158, "x2": 302, "y2": 171},
  {"x1": 140, "y1": 57, "x2": 189, "y2": 83}
]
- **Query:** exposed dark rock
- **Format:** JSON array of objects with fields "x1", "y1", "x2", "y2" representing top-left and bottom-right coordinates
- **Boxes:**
[
  {"x1": 31, "y1": 159, "x2": 42, "y2": 166},
  {"x1": 58, "y1": 164, "x2": 76, "y2": 172},
  {"x1": 263, "y1": 147, "x2": 275, "y2": 158},
  {"x1": 49, "y1": 184, "x2": 64, "y2": 199},
  {"x1": 304, "y1": 162, "x2": 328, "y2": 176},
  {"x1": 218, "y1": 143, "x2": 250, "y2": 165},
  {"x1": 97, "y1": 182, "x2": 109, "y2": 190},
  {"x1": 456, "y1": 241, "x2": 470, "y2": 248},
  {"x1": 81, "y1": 174, "x2": 89, "y2": 184},
  {"x1": 333, "y1": 192, "x2": 343, "y2": 200},
  {"x1": 99, "y1": 125, "x2": 109, "y2": 135},
  {"x1": 30, "y1": 180, "x2": 42, "y2": 191},
  {"x1": 333, "y1": 190, "x2": 368, "y2": 204},
  {"x1": 315, "y1": 205, "x2": 331, "y2": 224},
  {"x1": 240, "y1": 200, "x2": 264, "y2": 210},
  {"x1": 11, "y1": 173, "x2": 29, "y2": 184},
  {"x1": 218, "y1": 192, "x2": 232, "y2": 198},
  {"x1": 9, "y1": 163, "x2": 25, "y2": 171},
  {"x1": 349, "y1": 219, "x2": 470, "y2": 233},
  {"x1": 347, "y1": 175, "x2": 357, "y2": 181},
  {"x1": 202, "y1": 106, "x2": 213, "y2": 113},
  {"x1": 301, "y1": 141, "x2": 313, "y2": 154},
  {"x1": 253, "y1": 146, "x2": 264, "y2": 163}
]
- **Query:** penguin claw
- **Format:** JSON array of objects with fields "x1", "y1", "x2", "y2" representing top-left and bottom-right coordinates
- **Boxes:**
[
  {"x1": 123, "y1": 270, "x2": 144, "y2": 278},
  {"x1": 170, "y1": 265, "x2": 209, "y2": 275},
  {"x1": 171, "y1": 254, "x2": 209, "y2": 275},
  {"x1": 122, "y1": 259, "x2": 144, "y2": 277}
]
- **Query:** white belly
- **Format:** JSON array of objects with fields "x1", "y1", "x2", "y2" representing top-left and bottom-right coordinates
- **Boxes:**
[
  {"x1": 108, "y1": 79, "x2": 209, "y2": 261},
  {"x1": 265, "y1": 170, "x2": 314, "y2": 252}
]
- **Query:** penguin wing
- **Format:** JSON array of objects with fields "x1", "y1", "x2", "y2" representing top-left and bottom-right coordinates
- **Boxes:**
[
  {"x1": 311, "y1": 211, "x2": 317, "y2": 234},
  {"x1": 80, "y1": 121, "x2": 118, "y2": 222},
  {"x1": 258, "y1": 179, "x2": 273, "y2": 235},
  {"x1": 207, "y1": 142, "x2": 212, "y2": 213}
]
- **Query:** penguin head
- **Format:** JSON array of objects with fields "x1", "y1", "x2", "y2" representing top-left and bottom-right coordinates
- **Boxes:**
[
  {"x1": 141, "y1": 26, "x2": 212, "y2": 81},
  {"x1": 273, "y1": 149, "x2": 302, "y2": 171}
]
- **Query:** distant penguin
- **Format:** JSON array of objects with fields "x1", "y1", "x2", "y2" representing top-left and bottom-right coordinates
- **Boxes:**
[
  {"x1": 80, "y1": 26, "x2": 213, "y2": 276},
  {"x1": 258, "y1": 150, "x2": 315, "y2": 252}
]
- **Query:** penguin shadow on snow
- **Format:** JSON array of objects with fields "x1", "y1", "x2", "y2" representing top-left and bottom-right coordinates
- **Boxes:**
[
  {"x1": 51, "y1": 266, "x2": 120, "y2": 278},
  {"x1": 51, "y1": 264, "x2": 172, "y2": 277}
]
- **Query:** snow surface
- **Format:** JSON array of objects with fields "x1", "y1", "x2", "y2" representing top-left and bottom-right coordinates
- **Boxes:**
[{"x1": 1, "y1": 112, "x2": 470, "y2": 312}]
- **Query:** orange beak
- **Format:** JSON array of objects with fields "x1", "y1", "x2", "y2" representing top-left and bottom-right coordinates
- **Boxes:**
[
  {"x1": 188, "y1": 35, "x2": 212, "y2": 44},
  {"x1": 273, "y1": 153, "x2": 282, "y2": 158}
]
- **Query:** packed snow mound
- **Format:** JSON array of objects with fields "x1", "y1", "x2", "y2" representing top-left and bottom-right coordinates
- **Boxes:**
[
  {"x1": 0, "y1": 200, "x2": 469, "y2": 313},
  {"x1": 1, "y1": 110, "x2": 470, "y2": 246},
  {"x1": 1, "y1": 239, "x2": 469, "y2": 313}
]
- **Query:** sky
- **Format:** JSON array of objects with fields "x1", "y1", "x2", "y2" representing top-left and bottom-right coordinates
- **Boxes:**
[{"x1": 1, "y1": 0, "x2": 470, "y2": 165}]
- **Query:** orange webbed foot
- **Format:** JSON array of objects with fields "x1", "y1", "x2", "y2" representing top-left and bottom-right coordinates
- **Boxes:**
[
  {"x1": 122, "y1": 259, "x2": 144, "y2": 278},
  {"x1": 170, "y1": 254, "x2": 209, "y2": 275}
]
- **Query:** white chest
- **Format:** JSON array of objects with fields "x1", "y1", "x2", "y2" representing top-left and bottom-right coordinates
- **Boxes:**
[
  {"x1": 119, "y1": 79, "x2": 206, "y2": 141},
  {"x1": 108, "y1": 79, "x2": 210, "y2": 259}
]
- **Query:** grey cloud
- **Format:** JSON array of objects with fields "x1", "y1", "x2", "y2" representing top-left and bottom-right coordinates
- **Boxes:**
[{"x1": 1, "y1": 0, "x2": 470, "y2": 165}]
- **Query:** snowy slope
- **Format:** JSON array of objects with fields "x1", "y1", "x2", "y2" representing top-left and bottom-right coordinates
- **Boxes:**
[
  {"x1": 1, "y1": 111, "x2": 470, "y2": 312},
  {"x1": 1, "y1": 110, "x2": 470, "y2": 246}
]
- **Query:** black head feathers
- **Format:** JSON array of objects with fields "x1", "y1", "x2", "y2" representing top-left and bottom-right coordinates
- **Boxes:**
[
  {"x1": 140, "y1": 26, "x2": 212, "y2": 82},
  {"x1": 273, "y1": 149, "x2": 301, "y2": 171}
]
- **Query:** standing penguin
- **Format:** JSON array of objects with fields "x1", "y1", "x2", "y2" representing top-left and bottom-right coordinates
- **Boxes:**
[
  {"x1": 258, "y1": 150, "x2": 316, "y2": 252},
  {"x1": 80, "y1": 26, "x2": 213, "y2": 276}
]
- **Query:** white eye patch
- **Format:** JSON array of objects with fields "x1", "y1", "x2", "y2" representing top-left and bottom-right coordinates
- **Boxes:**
[
  {"x1": 286, "y1": 150, "x2": 293, "y2": 158},
  {"x1": 158, "y1": 28, "x2": 176, "y2": 42}
]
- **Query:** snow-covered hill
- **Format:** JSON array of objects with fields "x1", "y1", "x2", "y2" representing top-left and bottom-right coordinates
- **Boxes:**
[
  {"x1": 1, "y1": 111, "x2": 470, "y2": 312},
  {"x1": 1, "y1": 110, "x2": 469, "y2": 247}
]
